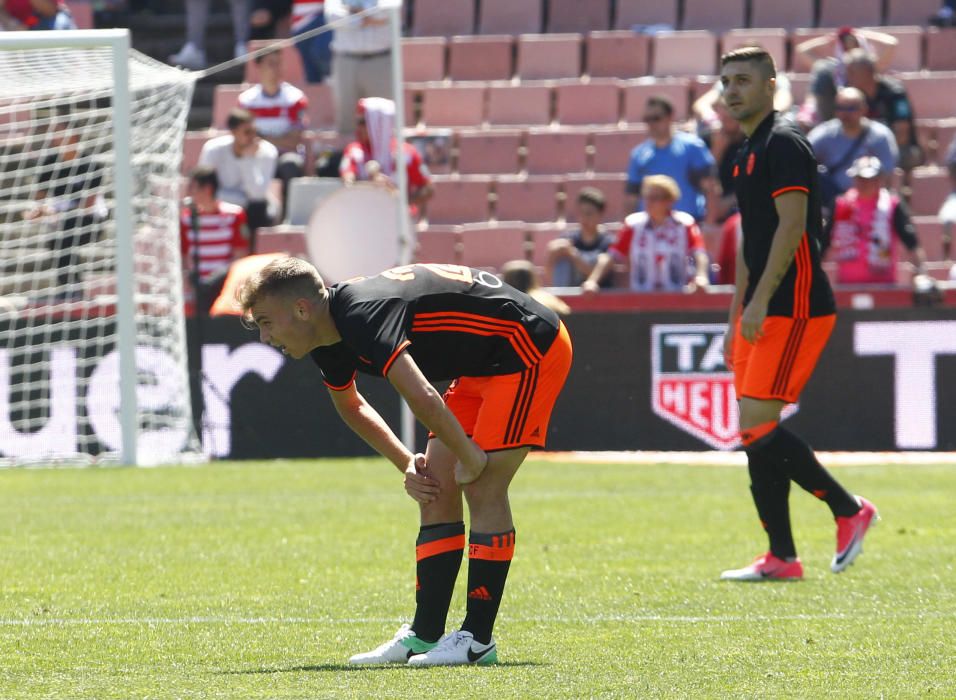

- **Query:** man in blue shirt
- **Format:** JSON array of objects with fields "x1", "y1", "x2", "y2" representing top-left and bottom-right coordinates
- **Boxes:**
[{"x1": 626, "y1": 95, "x2": 718, "y2": 221}]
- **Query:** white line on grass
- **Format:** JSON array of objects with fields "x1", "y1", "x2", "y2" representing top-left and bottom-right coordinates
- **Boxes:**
[{"x1": 2, "y1": 611, "x2": 954, "y2": 626}]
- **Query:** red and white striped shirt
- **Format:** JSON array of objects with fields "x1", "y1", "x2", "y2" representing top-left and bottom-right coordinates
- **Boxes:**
[
  {"x1": 180, "y1": 201, "x2": 249, "y2": 282},
  {"x1": 611, "y1": 210, "x2": 704, "y2": 292},
  {"x1": 238, "y1": 83, "x2": 308, "y2": 140},
  {"x1": 291, "y1": 0, "x2": 324, "y2": 32}
]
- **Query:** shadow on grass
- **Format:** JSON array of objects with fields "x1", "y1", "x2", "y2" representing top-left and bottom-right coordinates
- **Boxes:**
[{"x1": 219, "y1": 660, "x2": 544, "y2": 675}]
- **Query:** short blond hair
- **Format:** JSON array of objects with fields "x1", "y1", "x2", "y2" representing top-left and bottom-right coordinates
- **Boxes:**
[
  {"x1": 641, "y1": 175, "x2": 681, "y2": 203},
  {"x1": 238, "y1": 256, "x2": 326, "y2": 323}
]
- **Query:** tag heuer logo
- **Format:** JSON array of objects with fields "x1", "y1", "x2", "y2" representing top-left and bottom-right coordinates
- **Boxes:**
[{"x1": 651, "y1": 324, "x2": 797, "y2": 450}]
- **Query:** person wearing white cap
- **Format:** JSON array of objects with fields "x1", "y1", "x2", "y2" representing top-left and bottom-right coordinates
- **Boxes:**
[{"x1": 825, "y1": 155, "x2": 928, "y2": 287}]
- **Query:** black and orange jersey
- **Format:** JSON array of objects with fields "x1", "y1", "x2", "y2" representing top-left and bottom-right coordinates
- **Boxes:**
[
  {"x1": 733, "y1": 111, "x2": 836, "y2": 318},
  {"x1": 310, "y1": 264, "x2": 562, "y2": 390}
]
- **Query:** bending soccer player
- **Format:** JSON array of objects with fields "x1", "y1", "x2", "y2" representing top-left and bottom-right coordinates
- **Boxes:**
[
  {"x1": 718, "y1": 47, "x2": 878, "y2": 581},
  {"x1": 239, "y1": 258, "x2": 572, "y2": 664}
]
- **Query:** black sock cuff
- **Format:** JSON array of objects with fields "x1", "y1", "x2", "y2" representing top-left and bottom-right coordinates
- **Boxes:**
[
  {"x1": 469, "y1": 528, "x2": 516, "y2": 546},
  {"x1": 417, "y1": 521, "x2": 465, "y2": 546}
]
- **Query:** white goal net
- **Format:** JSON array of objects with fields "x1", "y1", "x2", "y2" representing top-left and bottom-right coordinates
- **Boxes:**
[{"x1": 0, "y1": 30, "x2": 201, "y2": 466}]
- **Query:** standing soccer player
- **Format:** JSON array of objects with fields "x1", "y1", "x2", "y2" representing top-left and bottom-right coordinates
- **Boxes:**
[
  {"x1": 239, "y1": 258, "x2": 572, "y2": 664},
  {"x1": 718, "y1": 47, "x2": 878, "y2": 581}
]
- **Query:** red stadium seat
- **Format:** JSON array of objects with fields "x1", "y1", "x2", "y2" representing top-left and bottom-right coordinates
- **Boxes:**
[
  {"x1": 456, "y1": 129, "x2": 522, "y2": 175},
  {"x1": 586, "y1": 31, "x2": 650, "y2": 79},
  {"x1": 244, "y1": 41, "x2": 305, "y2": 87},
  {"x1": 415, "y1": 225, "x2": 462, "y2": 264},
  {"x1": 908, "y1": 168, "x2": 952, "y2": 216},
  {"x1": 426, "y1": 175, "x2": 492, "y2": 224},
  {"x1": 459, "y1": 221, "x2": 529, "y2": 269},
  {"x1": 932, "y1": 120, "x2": 956, "y2": 165},
  {"x1": 419, "y1": 83, "x2": 486, "y2": 128},
  {"x1": 516, "y1": 33, "x2": 583, "y2": 81},
  {"x1": 886, "y1": 0, "x2": 943, "y2": 26},
  {"x1": 902, "y1": 73, "x2": 956, "y2": 120},
  {"x1": 926, "y1": 28, "x2": 956, "y2": 71},
  {"x1": 448, "y1": 35, "x2": 514, "y2": 81},
  {"x1": 875, "y1": 26, "x2": 924, "y2": 73},
  {"x1": 303, "y1": 83, "x2": 336, "y2": 130},
  {"x1": 211, "y1": 84, "x2": 244, "y2": 131},
  {"x1": 912, "y1": 216, "x2": 949, "y2": 260},
  {"x1": 494, "y1": 176, "x2": 561, "y2": 223},
  {"x1": 528, "y1": 223, "x2": 567, "y2": 268},
  {"x1": 524, "y1": 128, "x2": 589, "y2": 175},
  {"x1": 546, "y1": 0, "x2": 611, "y2": 33},
  {"x1": 591, "y1": 127, "x2": 647, "y2": 173},
  {"x1": 486, "y1": 83, "x2": 552, "y2": 127},
  {"x1": 564, "y1": 173, "x2": 627, "y2": 223},
  {"x1": 818, "y1": 0, "x2": 883, "y2": 29},
  {"x1": 682, "y1": 0, "x2": 745, "y2": 34},
  {"x1": 411, "y1": 0, "x2": 475, "y2": 37},
  {"x1": 402, "y1": 37, "x2": 447, "y2": 82},
  {"x1": 181, "y1": 130, "x2": 212, "y2": 175},
  {"x1": 255, "y1": 225, "x2": 309, "y2": 258},
  {"x1": 554, "y1": 79, "x2": 621, "y2": 127},
  {"x1": 721, "y1": 29, "x2": 788, "y2": 73},
  {"x1": 615, "y1": 0, "x2": 678, "y2": 30},
  {"x1": 622, "y1": 77, "x2": 692, "y2": 123},
  {"x1": 652, "y1": 31, "x2": 718, "y2": 77},
  {"x1": 749, "y1": 0, "x2": 814, "y2": 32},
  {"x1": 477, "y1": 0, "x2": 542, "y2": 35}
]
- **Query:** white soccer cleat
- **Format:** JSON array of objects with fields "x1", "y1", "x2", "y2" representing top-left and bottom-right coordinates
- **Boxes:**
[
  {"x1": 407, "y1": 629, "x2": 498, "y2": 667},
  {"x1": 347, "y1": 624, "x2": 437, "y2": 665}
]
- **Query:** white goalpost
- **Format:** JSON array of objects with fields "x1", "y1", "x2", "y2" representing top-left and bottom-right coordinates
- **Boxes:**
[{"x1": 0, "y1": 29, "x2": 201, "y2": 466}]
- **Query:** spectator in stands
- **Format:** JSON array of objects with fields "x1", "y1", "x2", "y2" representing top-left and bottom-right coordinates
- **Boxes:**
[
  {"x1": 199, "y1": 108, "x2": 279, "y2": 243},
  {"x1": 715, "y1": 211, "x2": 741, "y2": 286},
  {"x1": 795, "y1": 27, "x2": 898, "y2": 128},
  {"x1": 545, "y1": 187, "x2": 615, "y2": 289},
  {"x1": 938, "y1": 135, "x2": 956, "y2": 263},
  {"x1": 23, "y1": 106, "x2": 105, "y2": 299},
  {"x1": 500, "y1": 260, "x2": 571, "y2": 317},
  {"x1": 339, "y1": 98, "x2": 433, "y2": 217},
  {"x1": 930, "y1": 0, "x2": 956, "y2": 26},
  {"x1": 584, "y1": 175, "x2": 710, "y2": 294},
  {"x1": 181, "y1": 166, "x2": 250, "y2": 314},
  {"x1": 843, "y1": 49, "x2": 923, "y2": 171},
  {"x1": 808, "y1": 87, "x2": 899, "y2": 214},
  {"x1": 627, "y1": 96, "x2": 718, "y2": 224},
  {"x1": 824, "y1": 156, "x2": 928, "y2": 287},
  {"x1": 325, "y1": 0, "x2": 393, "y2": 134},
  {"x1": 168, "y1": 0, "x2": 251, "y2": 71},
  {"x1": 699, "y1": 100, "x2": 746, "y2": 223},
  {"x1": 239, "y1": 48, "x2": 309, "y2": 217},
  {"x1": 248, "y1": 0, "x2": 289, "y2": 39},
  {"x1": 0, "y1": 0, "x2": 76, "y2": 29}
]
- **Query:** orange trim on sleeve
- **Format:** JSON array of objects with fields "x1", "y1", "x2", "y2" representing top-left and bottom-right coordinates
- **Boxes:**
[
  {"x1": 416, "y1": 534, "x2": 466, "y2": 561},
  {"x1": 772, "y1": 186, "x2": 809, "y2": 198},
  {"x1": 324, "y1": 372, "x2": 356, "y2": 391},
  {"x1": 382, "y1": 340, "x2": 412, "y2": 376}
]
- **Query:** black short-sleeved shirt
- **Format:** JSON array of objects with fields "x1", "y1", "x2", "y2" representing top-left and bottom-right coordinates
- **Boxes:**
[
  {"x1": 733, "y1": 111, "x2": 836, "y2": 318},
  {"x1": 310, "y1": 264, "x2": 562, "y2": 390}
]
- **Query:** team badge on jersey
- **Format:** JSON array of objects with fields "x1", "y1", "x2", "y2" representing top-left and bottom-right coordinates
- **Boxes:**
[
  {"x1": 650, "y1": 324, "x2": 797, "y2": 449},
  {"x1": 746, "y1": 152, "x2": 755, "y2": 175}
]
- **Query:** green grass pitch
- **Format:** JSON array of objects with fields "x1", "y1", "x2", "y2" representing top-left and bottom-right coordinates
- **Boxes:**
[{"x1": 1, "y1": 457, "x2": 954, "y2": 698}]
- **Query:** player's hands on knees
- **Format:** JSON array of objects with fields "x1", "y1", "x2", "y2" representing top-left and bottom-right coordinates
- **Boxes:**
[
  {"x1": 404, "y1": 453, "x2": 440, "y2": 504},
  {"x1": 739, "y1": 301, "x2": 767, "y2": 343},
  {"x1": 454, "y1": 449, "x2": 488, "y2": 486}
]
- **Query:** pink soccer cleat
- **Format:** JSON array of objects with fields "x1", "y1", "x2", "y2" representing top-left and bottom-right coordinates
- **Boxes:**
[
  {"x1": 831, "y1": 496, "x2": 879, "y2": 573},
  {"x1": 720, "y1": 552, "x2": 804, "y2": 581}
]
